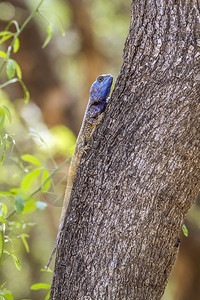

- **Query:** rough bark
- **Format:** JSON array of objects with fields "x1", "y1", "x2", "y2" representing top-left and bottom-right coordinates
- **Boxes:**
[{"x1": 50, "y1": 0, "x2": 200, "y2": 299}]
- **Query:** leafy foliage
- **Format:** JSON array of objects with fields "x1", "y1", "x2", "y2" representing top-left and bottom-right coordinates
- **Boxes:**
[
  {"x1": 42, "y1": 24, "x2": 54, "y2": 48},
  {"x1": 0, "y1": 1, "x2": 74, "y2": 299},
  {"x1": 182, "y1": 224, "x2": 188, "y2": 237}
]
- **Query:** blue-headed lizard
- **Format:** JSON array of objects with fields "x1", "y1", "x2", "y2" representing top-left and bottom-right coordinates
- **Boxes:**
[{"x1": 46, "y1": 74, "x2": 113, "y2": 268}]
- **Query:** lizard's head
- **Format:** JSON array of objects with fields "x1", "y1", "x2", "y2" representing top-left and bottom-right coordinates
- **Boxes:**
[
  {"x1": 90, "y1": 74, "x2": 113, "y2": 102},
  {"x1": 87, "y1": 74, "x2": 113, "y2": 123}
]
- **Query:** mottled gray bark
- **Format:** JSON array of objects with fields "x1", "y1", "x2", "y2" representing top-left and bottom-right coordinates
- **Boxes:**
[{"x1": 50, "y1": 0, "x2": 200, "y2": 299}]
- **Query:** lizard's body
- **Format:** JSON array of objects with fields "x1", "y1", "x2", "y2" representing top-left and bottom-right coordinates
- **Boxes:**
[{"x1": 46, "y1": 74, "x2": 113, "y2": 268}]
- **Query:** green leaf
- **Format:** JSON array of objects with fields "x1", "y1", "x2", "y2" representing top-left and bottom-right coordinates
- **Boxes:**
[
  {"x1": 21, "y1": 168, "x2": 41, "y2": 191},
  {"x1": 0, "y1": 203, "x2": 7, "y2": 217},
  {"x1": 182, "y1": 223, "x2": 188, "y2": 237},
  {"x1": 13, "y1": 38, "x2": 20, "y2": 53},
  {"x1": 14, "y1": 194, "x2": 25, "y2": 214},
  {"x1": 0, "y1": 134, "x2": 15, "y2": 162},
  {"x1": 0, "y1": 50, "x2": 8, "y2": 58},
  {"x1": 14, "y1": 61, "x2": 22, "y2": 79},
  {"x1": 0, "y1": 108, "x2": 5, "y2": 130},
  {"x1": 6, "y1": 59, "x2": 16, "y2": 80},
  {"x1": 0, "y1": 31, "x2": 13, "y2": 36},
  {"x1": 11, "y1": 254, "x2": 21, "y2": 271},
  {"x1": 19, "y1": 79, "x2": 30, "y2": 103},
  {"x1": 20, "y1": 234, "x2": 29, "y2": 253},
  {"x1": 0, "y1": 224, "x2": 5, "y2": 256},
  {"x1": 21, "y1": 154, "x2": 42, "y2": 166},
  {"x1": 1, "y1": 105, "x2": 11, "y2": 123},
  {"x1": 10, "y1": 188, "x2": 30, "y2": 199},
  {"x1": 24, "y1": 89, "x2": 30, "y2": 103},
  {"x1": 0, "y1": 34, "x2": 12, "y2": 45},
  {"x1": 45, "y1": 290, "x2": 50, "y2": 300},
  {"x1": 0, "y1": 191, "x2": 12, "y2": 196},
  {"x1": 23, "y1": 198, "x2": 36, "y2": 214},
  {"x1": 0, "y1": 288, "x2": 13, "y2": 300},
  {"x1": 42, "y1": 24, "x2": 54, "y2": 48},
  {"x1": 36, "y1": 201, "x2": 47, "y2": 211},
  {"x1": 0, "y1": 136, "x2": 7, "y2": 163},
  {"x1": 0, "y1": 145, "x2": 6, "y2": 163},
  {"x1": 30, "y1": 283, "x2": 51, "y2": 290},
  {"x1": 41, "y1": 169, "x2": 51, "y2": 192}
]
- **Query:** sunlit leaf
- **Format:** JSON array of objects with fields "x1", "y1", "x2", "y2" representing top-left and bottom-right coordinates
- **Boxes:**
[
  {"x1": 36, "y1": 201, "x2": 47, "y2": 211},
  {"x1": 13, "y1": 38, "x2": 20, "y2": 53},
  {"x1": 30, "y1": 283, "x2": 51, "y2": 290},
  {"x1": 10, "y1": 188, "x2": 30, "y2": 199},
  {"x1": 0, "y1": 149, "x2": 6, "y2": 164},
  {"x1": 42, "y1": 24, "x2": 54, "y2": 48},
  {"x1": 0, "y1": 134, "x2": 15, "y2": 163},
  {"x1": 21, "y1": 154, "x2": 42, "y2": 166},
  {"x1": 11, "y1": 254, "x2": 21, "y2": 271},
  {"x1": 23, "y1": 198, "x2": 37, "y2": 214},
  {"x1": 0, "y1": 203, "x2": 7, "y2": 217},
  {"x1": 45, "y1": 290, "x2": 50, "y2": 300},
  {"x1": 1, "y1": 105, "x2": 11, "y2": 123},
  {"x1": 41, "y1": 169, "x2": 51, "y2": 192},
  {"x1": 0, "y1": 191, "x2": 12, "y2": 196},
  {"x1": 20, "y1": 234, "x2": 29, "y2": 253},
  {"x1": 0, "y1": 34, "x2": 12, "y2": 45},
  {"x1": 14, "y1": 194, "x2": 25, "y2": 214},
  {"x1": 19, "y1": 79, "x2": 30, "y2": 103},
  {"x1": 0, "y1": 107, "x2": 5, "y2": 129},
  {"x1": 182, "y1": 223, "x2": 188, "y2": 237},
  {"x1": 0, "y1": 140, "x2": 6, "y2": 163},
  {"x1": 24, "y1": 89, "x2": 30, "y2": 103},
  {"x1": 0, "y1": 31, "x2": 13, "y2": 36},
  {"x1": 0, "y1": 287, "x2": 13, "y2": 300},
  {"x1": 0, "y1": 223, "x2": 5, "y2": 258},
  {"x1": 14, "y1": 61, "x2": 22, "y2": 79},
  {"x1": 21, "y1": 168, "x2": 41, "y2": 191},
  {"x1": 0, "y1": 50, "x2": 8, "y2": 58},
  {"x1": 6, "y1": 59, "x2": 16, "y2": 80}
]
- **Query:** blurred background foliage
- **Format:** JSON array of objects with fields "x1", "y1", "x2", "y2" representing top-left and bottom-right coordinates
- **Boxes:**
[{"x1": 0, "y1": 1, "x2": 199, "y2": 299}]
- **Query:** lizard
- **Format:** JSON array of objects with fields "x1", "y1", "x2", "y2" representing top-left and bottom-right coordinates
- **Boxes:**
[{"x1": 46, "y1": 74, "x2": 113, "y2": 268}]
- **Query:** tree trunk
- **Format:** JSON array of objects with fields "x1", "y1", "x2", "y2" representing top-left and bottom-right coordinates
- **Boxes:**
[{"x1": 50, "y1": 0, "x2": 200, "y2": 299}]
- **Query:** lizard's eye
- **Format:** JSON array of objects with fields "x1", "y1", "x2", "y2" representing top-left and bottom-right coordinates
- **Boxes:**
[{"x1": 97, "y1": 76, "x2": 104, "y2": 83}]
